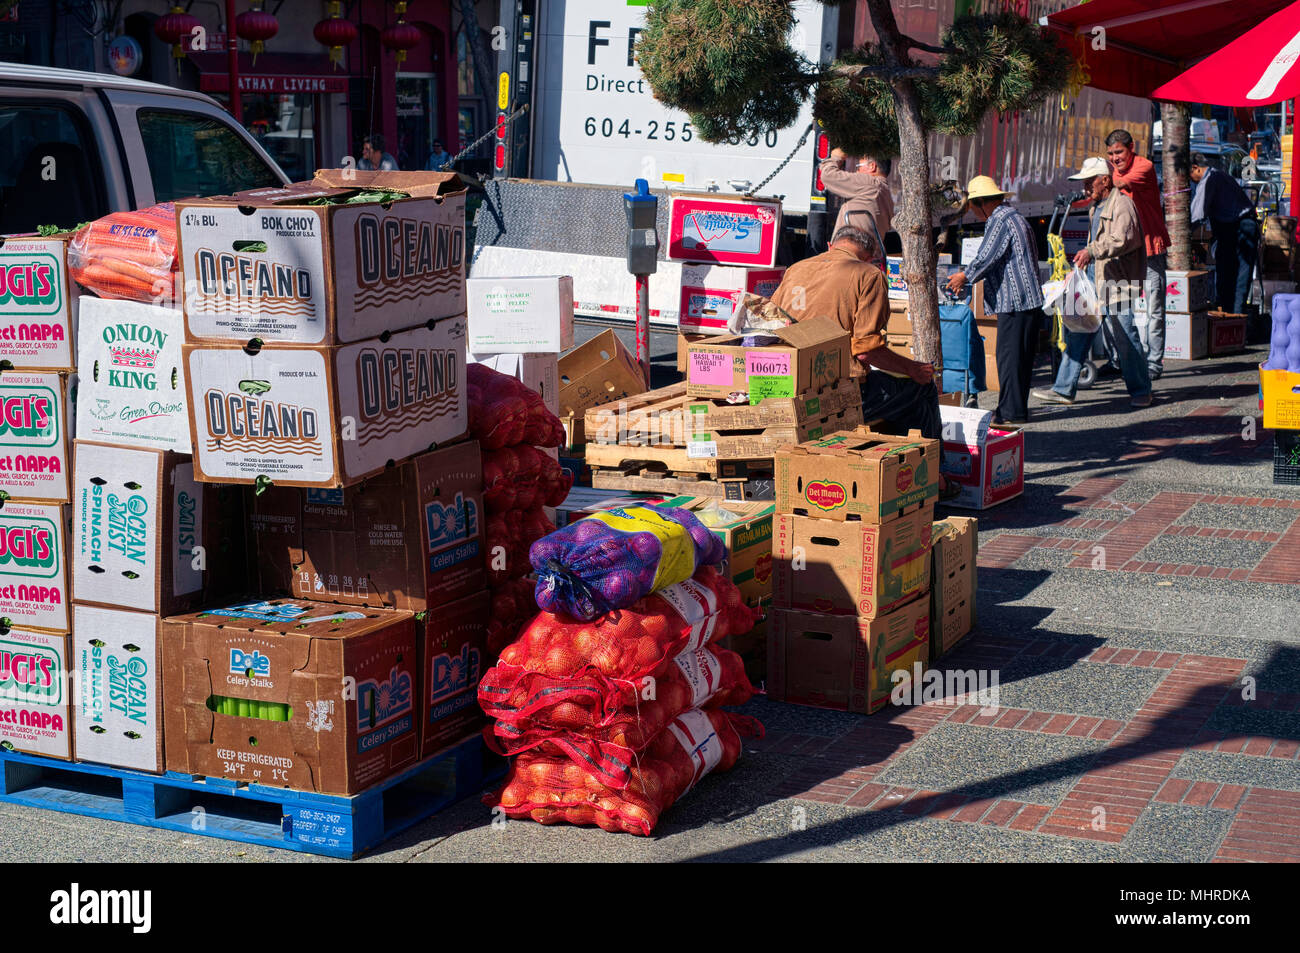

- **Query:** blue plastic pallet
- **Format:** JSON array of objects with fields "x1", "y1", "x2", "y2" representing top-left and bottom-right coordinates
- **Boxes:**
[{"x1": 0, "y1": 734, "x2": 505, "y2": 859}]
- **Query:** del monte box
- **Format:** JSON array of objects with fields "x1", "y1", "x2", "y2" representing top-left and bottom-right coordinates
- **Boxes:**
[
  {"x1": 0, "y1": 235, "x2": 78, "y2": 371},
  {"x1": 776, "y1": 429, "x2": 939, "y2": 523},
  {"x1": 176, "y1": 170, "x2": 466, "y2": 345}
]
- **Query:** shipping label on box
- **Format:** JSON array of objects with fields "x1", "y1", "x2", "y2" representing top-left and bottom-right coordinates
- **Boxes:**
[
  {"x1": 678, "y1": 264, "x2": 786, "y2": 334},
  {"x1": 177, "y1": 171, "x2": 467, "y2": 345},
  {"x1": 1261, "y1": 364, "x2": 1300, "y2": 430},
  {"x1": 76, "y1": 297, "x2": 191, "y2": 453},
  {"x1": 72, "y1": 605, "x2": 163, "y2": 771},
  {"x1": 930, "y1": 517, "x2": 977, "y2": 662},
  {"x1": 0, "y1": 501, "x2": 69, "y2": 631},
  {"x1": 252, "y1": 444, "x2": 485, "y2": 611},
  {"x1": 0, "y1": 626, "x2": 71, "y2": 759},
  {"x1": 774, "y1": 507, "x2": 933, "y2": 617},
  {"x1": 667, "y1": 195, "x2": 782, "y2": 267},
  {"x1": 466, "y1": 276, "x2": 575, "y2": 353},
  {"x1": 0, "y1": 236, "x2": 78, "y2": 371},
  {"x1": 775, "y1": 428, "x2": 939, "y2": 522},
  {"x1": 0, "y1": 370, "x2": 72, "y2": 503},
  {"x1": 419, "y1": 590, "x2": 488, "y2": 757},
  {"x1": 684, "y1": 316, "x2": 847, "y2": 400},
  {"x1": 71, "y1": 442, "x2": 218, "y2": 615},
  {"x1": 768, "y1": 597, "x2": 929, "y2": 714},
  {"x1": 185, "y1": 315, "x2": 468, "y2": 487},
  {"x1": 162, "y1": 600, "x2": 420, "y2": 795}
]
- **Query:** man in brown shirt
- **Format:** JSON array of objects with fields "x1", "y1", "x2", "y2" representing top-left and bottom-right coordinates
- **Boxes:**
[
  {"x1": 820, "y1": 149, "x2": 894, "y2": 265},
  {"x1": 771, "y1": 227, "x2": 945, "y2": 445}
]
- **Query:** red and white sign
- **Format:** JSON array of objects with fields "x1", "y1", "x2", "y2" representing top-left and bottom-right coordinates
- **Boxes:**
[{"x1": 667, "y1": 196, "x2": 782, "y2": 267}]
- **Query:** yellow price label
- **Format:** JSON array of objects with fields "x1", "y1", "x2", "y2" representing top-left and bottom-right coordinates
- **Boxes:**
[{"x1": 498, "y1": 72, "x2": 509, "y2": 111}]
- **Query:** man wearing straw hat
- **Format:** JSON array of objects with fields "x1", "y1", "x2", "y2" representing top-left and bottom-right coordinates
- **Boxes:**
[{"x1": 945, "y1": 175, "x2": 1044, "y2": 424}]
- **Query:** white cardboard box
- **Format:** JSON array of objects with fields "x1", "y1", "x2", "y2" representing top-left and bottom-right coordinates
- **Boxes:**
[
  {"x1": 467, "y1": 275, "x2": 575, "y2": 353},
  {"x1": 0, "y1": 501, "x2": 69, "y2": 631},
  {"x1": 1162, "y1": 311, "x2": 1209, "y2": 360},
  {"x1": 0, "y1": 370, "x2": 74, "y2": 503},
  {"x1": 468, "y1": 351, "x2": 559, "y2": 415},
  {"x1": 678, "y1": 264, "x2": 785, "y2": 334},
  {"x1": 0, "y1": 235, "x2": 79, "y2": 371},
  {"x1": 185, "y1": 315, "x2": 468, "y2": 488},
  {"x1": 73, "y1": 604, "x2": 163, "y2": 772},
  {"x1": 76, "y1": 297, "x2": 191, "y2": 453},
  {"x1": 0, "y1": 626, "x2": 71, "y2": 759}
]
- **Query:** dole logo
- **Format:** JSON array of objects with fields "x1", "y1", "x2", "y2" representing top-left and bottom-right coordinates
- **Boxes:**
[
  {"x1": 230, "y1": 648, "x2": 270, "y2": 677},
  {"x1": 431, "y1": 643, "x2": 481, "y2": 702},
  {"x1": 426, "y1": 492, "x2": 478, "y2": 552},
  {"x1": 896, "y1": 464, "x2": 915, "y2": 493},
  {"x1": 357, "y1": 665, "x2": 413, "y2": 728},
  {"x1": 805, "y1": 480, "x2": 847, "y2": 510}
]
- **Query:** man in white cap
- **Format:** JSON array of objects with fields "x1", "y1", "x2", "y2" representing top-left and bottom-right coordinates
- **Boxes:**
[
  {"x1": 1032, "y1": 156, "x2": 1152, "y2": 408},
  {"x1": 945, "y1": 175, "x2": 1044, "y2": 424}
]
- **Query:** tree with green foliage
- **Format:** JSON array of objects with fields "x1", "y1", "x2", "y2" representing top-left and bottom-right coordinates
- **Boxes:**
[{"x1": 639, "y1": 0, "x2": 1071, "y2": 369}]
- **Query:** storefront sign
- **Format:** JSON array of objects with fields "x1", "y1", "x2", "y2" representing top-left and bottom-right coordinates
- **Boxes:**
[
  {"x1": 198, "y1": 74, "x2": 348, "y2": 94},
  {"x1": 107, "y1": 35, "x2": 143, "y2": 76}
]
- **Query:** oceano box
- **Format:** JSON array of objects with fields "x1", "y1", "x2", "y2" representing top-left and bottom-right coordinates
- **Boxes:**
[
  {"x1": 0, "y1": 501, "x2": 70, "y2": 632},
  {"x1": 0, "y1": 235, "x2": 79, "y2": 371},
  {"x1": 176, "y1": 170, "x2": 466, "y2": 345},
  {"x1": 76, "y1": 297, "x2": 191, "y2": 453},
  {"x1": 184, "y1": 315, "x2": 468, "y2": 488}
]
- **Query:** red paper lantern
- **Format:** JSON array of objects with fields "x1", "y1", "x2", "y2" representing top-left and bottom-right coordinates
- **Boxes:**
[
  {"x1": 236, "y1": 2, "x2": 278, "y2": 64},
  {"x1": 381, "y1": 1, "x2": 420, "y2": 65},
  {"x1": 154, "y1": 5, "x2": 201, "y2": 60},
  {"x1": 314, "y1": 1, "x2": 358, "y2": 70}
]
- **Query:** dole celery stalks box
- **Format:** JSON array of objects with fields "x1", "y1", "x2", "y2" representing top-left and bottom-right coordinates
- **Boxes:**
[{"x1": 0, "y1": 236, "x2": 78, "y2": 371}]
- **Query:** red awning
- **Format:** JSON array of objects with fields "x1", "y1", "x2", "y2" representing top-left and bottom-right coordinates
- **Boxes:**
[
  {"x1": 1043, "y1": 0, "x2": 1294, "y2": 99},
  {"x1": 186, "y1": 52, "x2": 348, "y2": 95},
  {"x1": 1152, "y1": 2, "x2": 1300, "y2": 105}
]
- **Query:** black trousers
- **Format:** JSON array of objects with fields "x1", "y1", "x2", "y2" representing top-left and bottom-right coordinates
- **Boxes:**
[
  {"x1": 995, "y1": 308, "x2": 1041, "y2": 422},
  {"x1": 860, "y1": 373, "x2": 942, "y2": 441}
]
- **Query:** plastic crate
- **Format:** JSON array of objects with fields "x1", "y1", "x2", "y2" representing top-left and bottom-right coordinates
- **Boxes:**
[{"x1": 1274, "y1": 429, "x2": 1300, "y2": 485}]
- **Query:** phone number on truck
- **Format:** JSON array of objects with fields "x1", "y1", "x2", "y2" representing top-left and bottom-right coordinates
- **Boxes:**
[{"x1": 582, "y1": 117, "x2": 784, "y2": 149}]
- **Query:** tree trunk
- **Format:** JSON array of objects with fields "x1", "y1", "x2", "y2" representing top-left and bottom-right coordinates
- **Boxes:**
[
  {"x1": 865, "y1": 0, "x2": 941, "y2": 372},
  {"x1": 459, "y1": 0, "x2": 497, "y2": 122},
  {"x1": 1160, "y1": 101, "x2": 1192, "y2": 271}
]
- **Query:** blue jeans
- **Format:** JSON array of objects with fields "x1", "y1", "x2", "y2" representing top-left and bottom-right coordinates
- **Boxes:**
[{"x1": 1051, "y1": 308, "x2": 1152, "y2": 401}]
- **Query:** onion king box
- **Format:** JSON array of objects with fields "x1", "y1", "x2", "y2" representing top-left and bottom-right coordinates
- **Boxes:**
[
  {"x1": 184, "y1": 314, "x2": 468, "y2": 488},
  {"x1": 162, "y1": 599, "x2": 420, "y2": 795},
  {"x1": 71, "y1": 442, "x2": 233, "y2": 616},
  {"x1": 667, "y1": 194, "x2": 782, "y2": 267},
  {"x1": 72, "y1": 605, "x2": 164, "y2": 772},
  {"x1": 419, "y1": 590, "x2": 488, "y2": 758},
  {"x1": 76, "y1": 297, "x2": 191, "y2": 453},
  {"x1": 176, "y1": 170, "x2": 467, "y2": 345},
  {"x1": 0, "y1": 501, "x2": 70, "y2": 632},
  {"x1": 0, "y1": 235, "x2": 78, "y2": 371},
  {"x1": 248, "y1": 443, "x2": 485, "y2": 611},
  {"x1": 0, "y1": 625, "x2": 71, "y2": 759},
  {"x1": 0, "y1": 370, "x2": 73, "y2": 503}
]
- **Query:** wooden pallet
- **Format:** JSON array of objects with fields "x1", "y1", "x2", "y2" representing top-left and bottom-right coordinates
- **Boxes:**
[
  {"x1": 592, "y1": 467, "x2": 775, "y2": 501},
  {"x1": 0, "y1": 733, "x2": 503, "y2": 859}
]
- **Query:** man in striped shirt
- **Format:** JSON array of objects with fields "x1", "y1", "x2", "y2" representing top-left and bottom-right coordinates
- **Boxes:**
[{"x1": 946, "y1": 176, "x2": 1045, "y2": 424}]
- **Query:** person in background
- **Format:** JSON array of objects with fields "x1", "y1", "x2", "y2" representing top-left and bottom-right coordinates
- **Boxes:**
[
  {"x1": 1106, "y1": 128, "x2": 1170, "y2": 381},
  {"x1": 1032, "y1": 157, "x2": 1153, "y2": 409},
  {"x1": 1190, "y1": 152, "x2": 1259, "y2": 315},
  {"x1": 771, "y1": 226, "x2": 960, "y2": 500},
  {"x1": 819, "y1": 147, "x2": 894, "y2": 267},
  {"x1": 945, "y1": 176, "x2": 1044, "y2": 425},
  {"x1": 358, "y1": 134, "x2": 398, "y2": 171},
  {"x1": 426, "y1": 139, "x2": 453, "y2": 172}
]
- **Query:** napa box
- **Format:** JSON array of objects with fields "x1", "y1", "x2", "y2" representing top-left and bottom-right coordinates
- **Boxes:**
[
  {"x1": 70, "y1": 442, "x2": 233, "y2": 615},
  {"x1": 678, "y1": 264, "x2": 786, "y2": 334},
  {"x1": 667, "y1": 194, "x2": 782, "y2": 267},
  {"x1": 176, "y1": 170, "x2": 467, "y2": 345},
  {"x1": 76, "y1": 297, "x2": 191, "y2": 453},
  {"x1": 0, "y1": 501, "x2": 70, "y2": 632},
  {"x1": 72, "y1": 605, "x2": 164, "y2": 772},
  {"x1": 162, "y1": 599, "x2": 420, "y2": 795},
  {"x1": 419, "y1": 589, "x2": 489, "y2": 757},
  {"x1": 0, "y1": 626, "x2": 71, "y2": 760},
  {"x1": 775, "y1": 428, "x2": 939, "y2": 523},
  {"x1": 466, "y1": 275, "x2": 574, "y2": 354},
  {"x1": 930, "y1": 516, "x2": 978, "y2": 662},
  {"x1": 939, "y1": 406, "x2": 1024, "y2": 510},
  {"x1": 0, "y1": 235, "x2": 79, "y2": 371},
  {"x1": 249, "y1": 443, "x2": 485, "y2": 611},
  {"x1": 0, "y1": 370, "x2": 73, "y2": 504},
  {"x1": 684, "y1": 316, "x2": 848, "y2": 401},
  {"x1": 774, "y1": 506, "x2": 933, "y2": 617},
  {"x1": 767, "y1": 596, "x2": 930, "y2": 715},
  {"x1": 184, "y1": 314, "x2": 468, "y2": 488}
]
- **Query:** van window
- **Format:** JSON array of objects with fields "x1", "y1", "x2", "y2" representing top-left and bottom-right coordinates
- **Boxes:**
[
  {"x1": 138, "y1": 109, "x2": 282, "y2": 201},
  {"x1": 0, "y1": 101, "x2": 106, "y2": 235}
]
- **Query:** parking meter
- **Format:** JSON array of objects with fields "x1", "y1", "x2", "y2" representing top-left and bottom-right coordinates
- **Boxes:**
[{"x1": 623, "y1": 179, "x2": 658, "y2": 385}]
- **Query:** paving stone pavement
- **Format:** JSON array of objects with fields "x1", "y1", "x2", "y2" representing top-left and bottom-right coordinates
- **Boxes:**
[{"x1": 1, "y1": 339, "x2": 1297, "y2": 863}]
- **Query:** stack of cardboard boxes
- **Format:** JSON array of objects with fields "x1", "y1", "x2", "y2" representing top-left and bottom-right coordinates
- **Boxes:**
[{"x1": 1139, "y1": 269, "x2": 1213, "y2": 361}]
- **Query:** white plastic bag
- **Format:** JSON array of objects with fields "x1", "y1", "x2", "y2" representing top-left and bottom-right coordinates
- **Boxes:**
[{"x1": 1060, "y1": 265, "x2": 1102, "y2": 334}]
